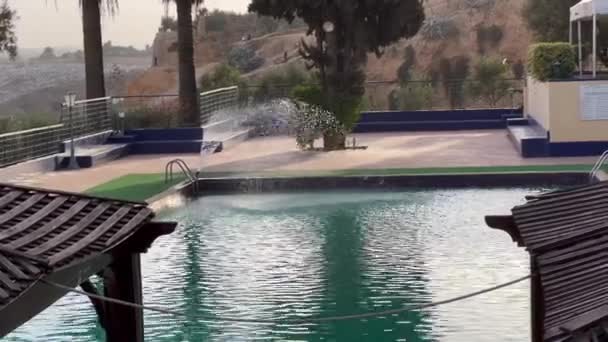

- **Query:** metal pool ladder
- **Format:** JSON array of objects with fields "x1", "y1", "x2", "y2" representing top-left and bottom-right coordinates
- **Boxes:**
[
  {"x1": 165, "y1": 159, "x2": 199, "y2": 194},
  {"x1": 589, "y1": 150, "x2": 608, "y2": 182}
]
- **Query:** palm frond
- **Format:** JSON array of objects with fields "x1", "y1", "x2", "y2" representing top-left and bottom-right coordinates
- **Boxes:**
[{"x1": 76, "y1": 0, "x2": 119, "y2": 16}]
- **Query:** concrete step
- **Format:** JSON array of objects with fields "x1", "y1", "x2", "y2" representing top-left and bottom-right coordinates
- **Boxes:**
[
  {"x1": 507, "y1": 125, "x2": 549, "y2": 158},
  {"x1": 506, "y1": 118, "x2": 530, "y2": 126},
  {"x1": 130, "y1": 140, "x2": 203, "y2": 154},
  {"x1": 55, "y1": 144, "x2": 129, "y2": 169},
  {"x1": 124, "y1": 128, "x2": 203, "y2": 142}
]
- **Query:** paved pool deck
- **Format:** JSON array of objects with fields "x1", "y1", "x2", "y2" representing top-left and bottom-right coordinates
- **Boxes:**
[{"x1": 10, "y1": 130, "x2": 599, "y2": 193}]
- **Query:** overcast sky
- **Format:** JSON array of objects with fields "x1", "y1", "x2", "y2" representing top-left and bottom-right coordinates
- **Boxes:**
[{"x1": 8, "y1": 0, "x2": 250, "y2": 49}]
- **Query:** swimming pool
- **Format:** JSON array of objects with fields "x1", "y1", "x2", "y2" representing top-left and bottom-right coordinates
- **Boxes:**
[{"x1": 4, "y1": 188, "x2": 542, "y2": 341}]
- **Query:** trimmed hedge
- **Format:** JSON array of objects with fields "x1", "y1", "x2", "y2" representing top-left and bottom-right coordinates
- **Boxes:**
[{"x1": 528, "y1": 42, "x2": 576, "y2": 81}]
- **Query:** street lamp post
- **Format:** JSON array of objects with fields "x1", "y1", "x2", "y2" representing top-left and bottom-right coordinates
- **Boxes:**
[{"x1": 64, "y1": 92, "x2": 79, "y2": 170}]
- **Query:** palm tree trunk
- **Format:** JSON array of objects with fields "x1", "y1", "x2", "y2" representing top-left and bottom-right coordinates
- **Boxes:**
[
  {"x1": 82, "y1": 0, "x2": 106, "y2": 99},
  {"x1": 176, "y1": 0, "x2": 200, "y2": 127}
]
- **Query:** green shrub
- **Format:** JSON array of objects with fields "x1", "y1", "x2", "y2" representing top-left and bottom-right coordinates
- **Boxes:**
[
  {"x1": 388, "y1": 83, "x2": 433, "y2": 111},
  {"x1": 289, "y1": 102, "x2": 344, "y2": 150},
  {"x1": 468, "y1": 58, "x2": 510, "y2": 107},
  {"x1": 291, "y1": 84, "x2": 324, "y2": 107},
  {"x1": 252, "y1": 65, "x2": 311, "y2": 102},
  {"x1": 397, "y1": 45, "x2": 416, "y2": 84},
  {"x1": 228, "y1": 45, "x2": 265, "y2": 73},
  {"x1": 527, "y1": 42, "x2": 576, "y2": 81},
  {"x1": 437, "y1": 56, "x2": 471, "y2": 108},
  {"x1": 0, "y1": 112, "x2": 60, "y2": 134},
  {"x1": 511, "y1": 60, "x2": 526, "y2": 79},
  {"x1": 199, "y1": 64, "x2": 242, "y2": 91}
]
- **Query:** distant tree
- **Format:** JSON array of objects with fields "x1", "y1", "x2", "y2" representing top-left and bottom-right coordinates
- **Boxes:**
[
  {"x1": 523, "y1": 0, "x2": 578, "y2": 42},
  {"x1": 437, "y1": 56, "x2": 471, "y2": 108},
  {"x1": 0, "y1": 1, "x2": 17, "y2": 60},
  {"x1": 388, "y1": 83, "x2": 433, "y2": 111},
  {"x1": 511, "y1": 60, "x2": 525, "y2": 79},
  {"x1": 164, "y1": 0, "x2": 204, "y2": 127},
  {"x1": 205, "y1": 9, "x2": 228, "y2": 32},
  {"x1": 468, "y1": 58, "x2": 510, "y2": 107},
  {"x1": 199, "y1": 64, "x2": 241, "y2": 91},
  {"x1": 227, "y1": 45, "x2": 264, "y2": 73},
  {"x1": 39, "y1": 47, "x2": 57, "y2": 60},
  {"x1": 249, "y1": 0, "x2": 425, "y2": 149},
  {"x1": 256, "y1": 15, "x2": 280, "y2": 35},
  {"x1": 476, "y1": 25, "x2": 504, "y2": 54},
  {"x1": 160, "y1": 16, "x2": 178, "y2": 32},
  {"x1": 397, "y1": 45, "x2": 416, "y2": 84}
]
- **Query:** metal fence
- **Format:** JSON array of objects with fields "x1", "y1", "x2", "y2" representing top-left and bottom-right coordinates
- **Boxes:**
[
  {"x1": 0, "y1": 124, "x2": 66, "y2": 167},
  {"x1": 0, "y1": 96, "x2": 113, "y2": 168},
  {"x1": 112, "y1": 95, "x2": 180, "y2": 129},
  {"x1": 199, "y1": 86, "x2": 239, "y2": 124},
  {"x1": 61, "y1": 97, "x2": 113, "y2": 136},
  {"x1": 241, "y1": 78, "x2": 525, "y2": 111}
]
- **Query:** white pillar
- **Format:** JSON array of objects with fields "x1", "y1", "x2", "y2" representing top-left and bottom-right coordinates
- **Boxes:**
[
  {"x1": 570, "y1": 21, "x2": 573, "y2": 45},
  {"x1": 593, "y1": 14, "x2": 598, "y2": 78},
  {"x1": 579, "y1": 20, "x2": 583, "y2": 77}
]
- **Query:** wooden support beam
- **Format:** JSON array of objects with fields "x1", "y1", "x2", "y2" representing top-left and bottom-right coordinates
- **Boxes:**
[
  {"x1": 103, "y1": 254, "x2": 144, "y2": 342},
  {"x1": 531, "y1": 256, "x2": 545, "y2": 342},
  {"x1": 80, "y1": 279, "x2": 106, "y2": 330},
  {"x1": 485, "y1": 215, "x2": 523, "y2": 246}
]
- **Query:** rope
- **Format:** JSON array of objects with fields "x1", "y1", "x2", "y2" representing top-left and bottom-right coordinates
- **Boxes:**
[{"x1": 41, "y1": 274, "x2": 531, "y2": 324}]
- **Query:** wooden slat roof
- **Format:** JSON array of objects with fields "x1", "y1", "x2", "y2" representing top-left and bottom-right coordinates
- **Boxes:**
[
  {"x1": 489, "y1": 181, "x2": 608, "y2": 342},
  {"x1": 0, "y1": 183, "x2": 155, "y2": 312}
]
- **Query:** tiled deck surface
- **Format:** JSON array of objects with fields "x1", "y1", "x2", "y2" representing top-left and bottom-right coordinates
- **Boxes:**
[{"x1": 10, "y1": 130, "x2": 598, "y2": 193}]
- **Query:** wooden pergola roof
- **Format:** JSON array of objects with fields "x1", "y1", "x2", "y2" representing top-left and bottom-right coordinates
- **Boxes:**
[
  {"x1": 0, "y1": 183, "x2": 175, "y2": 337},
  {"x1": 487, "y1": 181, "x2": 608, "y2": 342}
]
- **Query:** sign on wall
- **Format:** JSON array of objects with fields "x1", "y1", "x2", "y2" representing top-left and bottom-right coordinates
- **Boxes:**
[{"x1": 580, "y1": 84, "x2": 608, "y2": 120}]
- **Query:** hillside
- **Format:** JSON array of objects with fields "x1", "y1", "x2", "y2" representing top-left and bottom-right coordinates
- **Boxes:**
[{"x1": 127, "y1": 0, "x2": 532, "y2": 99}]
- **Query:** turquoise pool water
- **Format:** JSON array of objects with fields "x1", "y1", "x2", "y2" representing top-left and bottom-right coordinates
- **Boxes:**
[{"x1": 4, "y1": 188, "x2": 540, "y2": 341}]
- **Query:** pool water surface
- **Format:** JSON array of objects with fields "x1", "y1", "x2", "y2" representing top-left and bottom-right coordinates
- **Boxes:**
[{"x1": 4, "y1": 188, "x2": 543, "y2": 341}]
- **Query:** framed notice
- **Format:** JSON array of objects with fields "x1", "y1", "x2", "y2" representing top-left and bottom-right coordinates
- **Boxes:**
[{"x1": 580, "y1": 84, "x2": 608, "y2": 120}]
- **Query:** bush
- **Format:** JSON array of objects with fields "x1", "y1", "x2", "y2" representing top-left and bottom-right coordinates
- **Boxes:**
[
  {"x1": 0, "y1": 112, "x2": 59, "y2": 134},
  {"x1": 291, "y1": 84, "x2": 324, "y2": 107},
  {"x1": 523, "y1": 0, "x2": 578, "y2": 42},
  {"x1": 468, "y1": 58, "x2": 510, "y2": 107},
  {"x1": 252, "y1": 65, "x2": 311, "y2": 102},
  {"x1": 227, "y1": 45, "x2": 265, "y2": 73},
  {"x1": 437, "y1": 56, "x2": 471, "y2": 108},
  {"x1": 199, "y1": 64, "x2": 242, "y2": 91},
  {"x1": 397, "y1": 46, "x2": 416, "y2": 84},
  {"x1": 388, "y1": 83, "x2": 433, "y2": 110},
  {"x1": 289, "y1": 102, "x2": 344, "y2": 150},
  {"x1": 205, "y1": 10, "x2": 229, "y2": 32},
  {"x1": 511, "y1": 60, "x2": 525, "y2": 79},
  {"x1": 527, "y1": 42, "x2": 576, "y2": 81}
]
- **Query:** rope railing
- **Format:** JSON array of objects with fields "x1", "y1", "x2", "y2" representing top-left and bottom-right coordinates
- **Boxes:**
[{"x1": 42, "y1": 274, "x2": 531, "y2": 324}]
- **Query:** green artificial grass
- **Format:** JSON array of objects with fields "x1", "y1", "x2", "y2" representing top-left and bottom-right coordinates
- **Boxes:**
[
  {"x1": 86, "y1": 164, "x2": 597, "y2": 202},
  {"x1": 86, "y1": 174, "x2": 185, "y2": 202}
]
